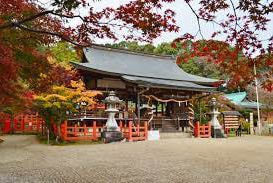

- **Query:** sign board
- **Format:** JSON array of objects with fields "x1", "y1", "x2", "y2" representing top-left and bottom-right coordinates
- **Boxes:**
[
  {"x1": 97, "y1": 78, "x2": 126, "y2": 89},
  {"x1": 250, "y1": 112, "x2": 254, "y2": 135},
  {"x1": 148, "y1": 130, "x2": 160, "y2": 141}
]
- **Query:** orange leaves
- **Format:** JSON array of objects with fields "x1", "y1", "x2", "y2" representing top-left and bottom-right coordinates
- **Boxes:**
[
  {"x1": 173, "y1": 39, "x2": 265, "y2": 90},
  {"x1": 115, "y1": 0, "x2": 179, "y2": 41},
  {"x1": 262, "y1": 79, "x2": 273, "y2": 92},
  {"x1": 70, "y1": 80, "x2": 101, "y2": 105}
]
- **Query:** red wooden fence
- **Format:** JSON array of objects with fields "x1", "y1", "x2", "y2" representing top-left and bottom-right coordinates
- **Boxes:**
[
  {"x1": 60, "y1": 121, "x2": 148, "y2": 142},
  {"x1": 0, "y1": 113, "x2": 11, "y2": 133},
  {"x1": 1, "y1": 112, "x2": 148, "y2": 142},
  {"x1": 60, "y1": 121, "x2": 103, "y2": 141},
  {"x1": 120, "y1": 121, "x2": 148, "y2": 142},
  {"x1": 0, "y1": 113, "x2": 44, "y2": 134},
  {"x1": 194, "y1": 122, "x2": 211, "y2": 138}
]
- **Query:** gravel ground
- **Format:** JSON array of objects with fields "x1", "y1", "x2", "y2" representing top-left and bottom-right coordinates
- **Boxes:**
[{"x1": 0, "y1": 135, "x2": 273, "y2": 183}]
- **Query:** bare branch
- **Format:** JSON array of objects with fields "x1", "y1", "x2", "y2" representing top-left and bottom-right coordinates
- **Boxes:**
[
  {"x1": 185, "y1": 1, "x2": 204, "y2": 39},
  {"x1": 16, "y1": 24, "x2": 89, "y2": 47},
  {"x1": 50, "y1": 12, "x2": 86, "y2": 22},
  {"x1": 229, "y1": 0, "x2": 241, "y2": 29},
  {"x1": 0, "y1": 10, "x2": 53, "y2": 30}
]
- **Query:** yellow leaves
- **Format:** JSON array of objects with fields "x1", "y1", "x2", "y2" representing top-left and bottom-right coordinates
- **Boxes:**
[
  {"x1": 71, "y1": 80, "x2": 85, "y2": 91},
  {"x1": 47, "y1": 56, "x2": 73, "y2": 70},
  {"x1": 33, "y1": 79, "x2": 101, "y2": 125},
  {"x1": 34, "y1": 80, "x2": 101, "y2": 112},
  {"x1": 44, "y1": 94, "x2": 67, "y2": 101},
  {"x1": 70, "y1": 80, "x2": 102, "y2": 105}
]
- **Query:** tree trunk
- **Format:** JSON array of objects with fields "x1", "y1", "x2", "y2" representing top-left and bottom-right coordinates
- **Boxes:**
[{"x1": 55, "y1": 124, "x2": 61, "y2": 144}]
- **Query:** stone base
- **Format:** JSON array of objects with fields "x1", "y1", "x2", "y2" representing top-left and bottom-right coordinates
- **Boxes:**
[
  {"x1": 211, "y1": 127, "x2": 226, "y2": 138},
  {"x1": 101, "y1": 131, "x2": 123, "y2": 143}
]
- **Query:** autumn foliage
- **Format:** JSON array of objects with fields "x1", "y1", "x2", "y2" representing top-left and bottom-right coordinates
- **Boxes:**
[
  {"x1": 33, "y1": 80, "x2": 101, "y2": 141},
  {"x1": 0, "y1": 0, "x2": 273, "y2": 111},
  {"x1": 0, "y1": 0, "x2": 179, "y2": 110}
]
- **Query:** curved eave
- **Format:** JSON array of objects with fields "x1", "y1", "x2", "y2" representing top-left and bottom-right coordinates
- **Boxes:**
[
  {"x1": 122, "y1": 76, "x2": 217, "y2": 92},
  {"x1": 71, "y1": 61, "x2": 220, "y2": 87}
]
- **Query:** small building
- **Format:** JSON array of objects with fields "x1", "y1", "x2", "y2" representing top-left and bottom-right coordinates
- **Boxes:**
[
  {"x1": 224, "y1": 92, "x2": 273, "y2": 126},
  {"x1": 224, "y1": 92, "x2": 262, "y2": 109},
  {"x1": 72, "y1": 45, "x2": 220, "y2": 133}
]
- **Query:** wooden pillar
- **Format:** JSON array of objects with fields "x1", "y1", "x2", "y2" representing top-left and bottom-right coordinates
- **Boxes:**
[
  {"x1": 119, "y1": 120, "x2": 123, "y2": 133},
  {"x1": 93, "y1": 121, "x2": 97, "y2": 140},
  {"x1": 195, "y1": 122, "x2": 200, "y2": 137},
  {"x1": 155, "y1": 102, "x2": 158, "y2": 117},
  {"x1": 21, "y1": 115, "x2": 25, "y2": 132},
  {"x1": 84, "y1": 124, "x2": 87, "y2": 136},
  {"x1": 126, "y1": 100, "x2": 128, "y2": 112},
  {"x1": 137, "y1": 92, "x2": 140, "y2": 123},
  {"x1": 144, "y1": 121, "x2": 148, "y2": 140},
  {"x1": 137, "y1": 122, "x2": 140, "y2": 136},
  {"x1": 208, "y1": 122, "x2": 212, "y2": 137},
  {"x1": 63, "y1": 121, "x2": 67, "y2": 141},
  {"x1": 74, "y1": 124, "x2": 77, "y2": 137},
  {"x1": 198, "y1": 98, "x2": 201, "y2": 123},
  {"x1": 128, "y1": 121, "x2": 133, "y2": 142}
]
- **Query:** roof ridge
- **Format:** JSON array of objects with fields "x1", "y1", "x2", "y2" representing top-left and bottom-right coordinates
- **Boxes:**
[{"x1": 87, "y1": 44, "x2": 176, "y2": 60}]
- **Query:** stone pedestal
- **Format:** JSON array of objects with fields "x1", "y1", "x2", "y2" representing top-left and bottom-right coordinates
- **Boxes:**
[
  {"x1": 211, "y1": 127, "x2": 226, "y2": 138},
  {"x1": 101, "y1": 130, "x2": 123, "y2": 143}
]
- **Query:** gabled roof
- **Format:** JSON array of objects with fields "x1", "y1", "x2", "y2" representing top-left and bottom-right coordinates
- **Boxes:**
[
  {"x1": 72, "y1": 45, "x2": 221, "y2": 91},
  {"x1": 224, "y1": 92, "x2": 262, "y2": 109},
  {"x1": 224, "y1": 92, "x2": 247, "y2": 104}
]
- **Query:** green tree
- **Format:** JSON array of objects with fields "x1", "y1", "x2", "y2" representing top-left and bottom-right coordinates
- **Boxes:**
[
  {"x1": 33, "y1": 80, "x2": 101, "y2": 143},
  {"x1": 50, "y1": 42, "x2": 80, "y2": 65},
  {"x1": 33, "y1": 86, "x2": 77, "y2": 142},
  {"x1": 154, "y1": 42, "x2": 178, "y2": 55}
]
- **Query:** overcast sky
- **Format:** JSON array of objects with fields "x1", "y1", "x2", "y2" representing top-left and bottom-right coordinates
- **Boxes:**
[
  {"x1": 86, "y1": 0, "x2": 273, "y2": 48},
  {"x1": 43, "y1": 0, "x2": 273, "y2": 47},
  {"x1": 89, "y1": 0, "x2": 228, "y2": 45}
]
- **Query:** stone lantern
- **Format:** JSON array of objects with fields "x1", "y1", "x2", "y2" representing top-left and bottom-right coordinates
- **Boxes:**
[
  {"x1": 101, "y1": 91, "x2": 123, "y2": 143},
  {"x1": 208, "y1": 98, "x2": 225, "y2": 138}
]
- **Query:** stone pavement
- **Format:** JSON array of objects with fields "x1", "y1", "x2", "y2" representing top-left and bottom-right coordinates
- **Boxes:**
[{"x1": 0, "y1": 135, "x2": 273, "y2": 183}]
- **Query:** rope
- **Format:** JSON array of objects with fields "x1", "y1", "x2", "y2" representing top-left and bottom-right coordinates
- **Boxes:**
[{"x1": 142, "y1": 94, "x2": 190, "y2": 103}]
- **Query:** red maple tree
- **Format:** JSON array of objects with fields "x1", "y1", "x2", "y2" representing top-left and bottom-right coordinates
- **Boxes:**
[
  {"x1": 0, "y1": 0, "x2": 273, "y2": 109},
  {"x1": 0, "y1": 0, "x2": 179, "y2": 108},
  {"x1": 173, "y1": 1, "x2": 273, "y2": 90}
]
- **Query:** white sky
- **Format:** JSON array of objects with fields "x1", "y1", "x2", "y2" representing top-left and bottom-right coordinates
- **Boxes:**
[
  {"x1": 88, "y1": 0, "x2": 273, "y2": 49},
  {"x1": 89, "y1": 0, "x2": 226, "y2": 44},
  {"x1": 43, "y1": 0, "x2": 273, "y2": 47}
]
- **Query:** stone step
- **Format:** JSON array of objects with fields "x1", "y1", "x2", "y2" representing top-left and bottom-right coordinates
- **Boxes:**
[
  {"x1": 162, "y1": 126, "x2": 177, "y2": 129},
  {"x1": 160, "y1": 132, "x2": 192, "y2": 139},
  {"x1": 163, "y1": 127, "x2": 177, "y2": 129},
  {"x1": 163, "y1": 123, "x2": 176, "y2": 127}
]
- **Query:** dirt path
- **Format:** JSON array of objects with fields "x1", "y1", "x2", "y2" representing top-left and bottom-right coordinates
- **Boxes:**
[{"x1": 0, "y1": 135, "x2": 273, "y2": 183}]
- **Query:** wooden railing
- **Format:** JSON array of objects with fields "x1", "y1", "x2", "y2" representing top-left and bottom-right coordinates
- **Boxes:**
[
  {"x1": 0, "y1": 113, "x2": 44, "y2": 134},
  {"x1": 120, "y1": 121, "x2": 148, "y2": 142},
  {"x1": 1, "y1": 112, "x2": 148, "y2": 142},
  {"x1": 0, "y1": 113, "x2": 11, "y2": 133},
  {"x1": 61, "y1": 121, "x2": 103, "y2": 141},
  {"x1": 60, "y1": 120, "x2": 148, "y2": 142},
  {"x1": 194, "y1": 122, "x2": 211, "y2": 138}
]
